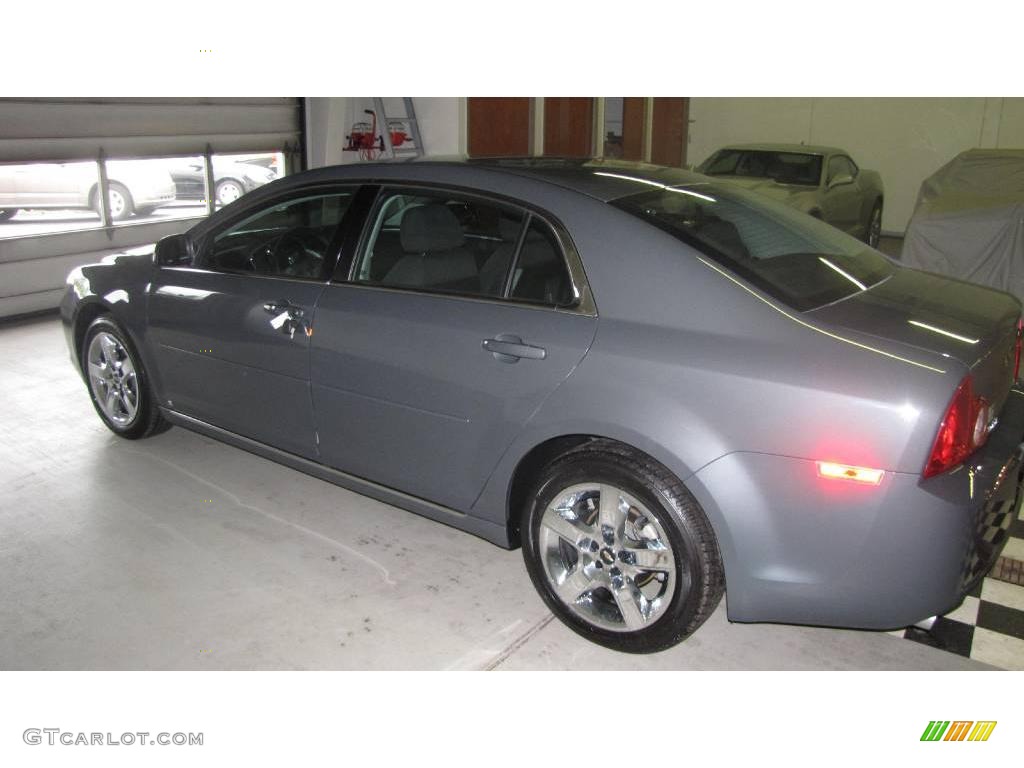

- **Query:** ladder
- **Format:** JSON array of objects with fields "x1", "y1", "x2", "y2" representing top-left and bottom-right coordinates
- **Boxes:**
[{"x1": 374, "y1": 98, "x2": 424, "y2": 160}]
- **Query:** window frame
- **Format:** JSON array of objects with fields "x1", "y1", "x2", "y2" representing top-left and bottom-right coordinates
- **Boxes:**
[
  {"x1": 178, "y1": 182, "x2": 363, "y2": 283},
  {"x1": 340, "y1": 183, "x2": 596, "y2": 315}
]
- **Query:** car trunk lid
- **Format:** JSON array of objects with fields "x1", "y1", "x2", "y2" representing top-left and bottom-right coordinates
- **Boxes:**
[{"x1": 808, "y1": 266, "x2": 1021, "y2": 409}]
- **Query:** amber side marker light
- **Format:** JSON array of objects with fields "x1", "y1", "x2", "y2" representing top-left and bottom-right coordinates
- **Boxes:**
[{"x1": 816, "y1": 461, "x2": 885, "y2": 485}]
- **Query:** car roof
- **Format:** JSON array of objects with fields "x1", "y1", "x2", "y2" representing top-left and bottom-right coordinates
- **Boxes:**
[
  {"x1": 294, "y1": 156, "x2": 709, "y2": 204},
  {"x1": 711, "y1": 143, "x2": 845, "y2": 156}
]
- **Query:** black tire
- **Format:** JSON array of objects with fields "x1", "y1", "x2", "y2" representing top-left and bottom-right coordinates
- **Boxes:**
[
  {"x1": 81, "y1": 316, "x2": 168, "y2": 439},
  {"x1": 0, "y1": 209, "x2": 18, "y2": 222},
  {"x1": 866, "y1": 201, "x2": 882, "y2": 248},
  {"x1": 521, "y1": 439, "x2": 724, "y2": 653},
  {"x1": 215, "y1": 178, "x2": 245, "y2": 207},
  {"x1": 93, "y1": 182, "x2": 135, "y2": 221}
]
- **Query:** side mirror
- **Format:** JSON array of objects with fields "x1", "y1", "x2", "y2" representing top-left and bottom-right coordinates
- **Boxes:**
[
  {"x1": 154, "y1": 233, "x2": 193, "y2": 267},
  {"x1": 828, "y1": 173, "x2": 854, "y2": 189}
]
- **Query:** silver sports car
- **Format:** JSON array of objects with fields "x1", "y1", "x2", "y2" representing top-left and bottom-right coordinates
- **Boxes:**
[
  {"x1": 61, "y1": 158, "x2": 1022, "y2": 653},
  {"x1": 698, "y1": 143, "x2": 885, "y2": 247}
]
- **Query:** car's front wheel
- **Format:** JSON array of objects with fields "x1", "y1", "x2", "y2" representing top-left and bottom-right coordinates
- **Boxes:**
[
  {"x1": 521, "y1": 440, "x2": 724, "y2": 653},
  {"x1": 866, "y1": 201, "x2": 883, "y2": 248},
  {"x1": 82, "y1": 316, "x2": 167, "y2": 439}
]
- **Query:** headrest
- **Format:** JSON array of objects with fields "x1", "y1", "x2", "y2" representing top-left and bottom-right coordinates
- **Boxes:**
[{"x1": 400, "y1": 204, "x2": 465, "y2": 253}]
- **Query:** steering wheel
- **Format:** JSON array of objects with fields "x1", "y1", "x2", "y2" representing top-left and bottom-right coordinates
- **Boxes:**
[{"x1": 272, "y1": 228, "x2": 329, "y2": 277}]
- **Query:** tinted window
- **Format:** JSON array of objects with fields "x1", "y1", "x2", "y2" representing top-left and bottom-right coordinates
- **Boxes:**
[
  {"x1": 509, "y1": 219, "x2": 575, "y2": 306},
  {"x1": 202, "y1": 191, "x2": 352, "y2": 279},
  {"x1": 356, "y1": 190, "x2": 526, "y2": 298},
  {"x1": 612, "y1": 183, "x2": 894, "y2": 311},
  {"x1": 702, "y1": 150, "x2": 823, "y2": 186},
  {"x1": 827, "y1": 156, "x2": 857, "y2": 183}
]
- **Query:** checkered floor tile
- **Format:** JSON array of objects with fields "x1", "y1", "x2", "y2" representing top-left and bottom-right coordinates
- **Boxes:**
[{"x1": 898, "y1": 498, "x2": 1024, "y2": 669}]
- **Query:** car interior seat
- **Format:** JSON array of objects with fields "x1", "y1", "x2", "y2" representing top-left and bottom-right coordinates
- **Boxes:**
[{"x1": 384, "y1": 204, "x2": 480, "y2": 293}]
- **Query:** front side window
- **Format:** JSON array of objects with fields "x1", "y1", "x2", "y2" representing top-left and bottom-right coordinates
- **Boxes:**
[
  {"x1": 201, "y1": 190, "x2": 353, "y2": 279},
  {"x1": 612, "y1": 183, "x2": 894, "y2": 311},
  {"x1": 827, "y1": 156, "x2": 857, "y2": 184}
]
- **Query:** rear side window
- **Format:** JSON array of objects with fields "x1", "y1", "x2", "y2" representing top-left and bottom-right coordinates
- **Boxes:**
[
  {"x1": 612, "y1": 184, "x2": 893, "y2": 311},
  {"x1": 509, "y1": 219, "x2": 575, "y2": 306},
  {"x1": 354, "y1": 188, "x2": 577, "y2": 308},
  {"x1": 356, "y1": 190, "x2": 525, "y2": 298}
]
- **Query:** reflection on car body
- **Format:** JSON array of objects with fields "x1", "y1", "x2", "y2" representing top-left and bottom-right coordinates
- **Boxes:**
[{"x1": 698, "y1": 143, "x2": 885, "y2": 248}]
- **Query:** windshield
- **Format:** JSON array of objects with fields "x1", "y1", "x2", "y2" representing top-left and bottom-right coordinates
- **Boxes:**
[
  {"x1": 701, "y1": 149, "x2": 823, "y2": 186},
  {"x1": 611, "y1": 183, "x2": 894, "y2": 311}
]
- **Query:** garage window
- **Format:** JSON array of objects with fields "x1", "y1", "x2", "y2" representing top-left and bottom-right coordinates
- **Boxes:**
[
  {"x1": 0, "y1": 161, "x2": 104, "y2": 239},
  {"x1": 0, "y1": 97, "x2": 303, "y2": 318}
]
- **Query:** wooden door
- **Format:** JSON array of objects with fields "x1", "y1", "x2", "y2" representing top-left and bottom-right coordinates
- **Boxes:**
[
  {"x1": 621, "y1": 97, "x2": 647, "y2": 161},
  {"x1": 467, "y1": 98, "x2": 531, "y2": 157},
  {"x1": 650, "y1": 97, "x2": 689, "y2": 167},
  {"x1": 543, "y1": 98, "x2": 594, "y2": 157}
]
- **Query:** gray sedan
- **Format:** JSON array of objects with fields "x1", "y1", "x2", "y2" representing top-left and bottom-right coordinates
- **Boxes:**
[{"x1": 60, "y1": 158, "x2": 1023, "y2": 653}]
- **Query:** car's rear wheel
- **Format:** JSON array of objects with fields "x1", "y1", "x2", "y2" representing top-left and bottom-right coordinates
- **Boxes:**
[
  {"x1": 215, "y1": 179, "x2": 244, "y2": 207},
  {"x1": 521, "y1": 440, "x2": 724, "y2": 653},
  {"x1": 0, "y1": 209, "x2": 18, "y2": 222},
  {"x1": 93, "y1": 182, "x2": 135, "y2": 221},
  {"x1": 82, "y1": 316, "x2": 167, "y2": 439},
  {"x1": 866, "y1": 201, "x2": 883, "y2": 248}
]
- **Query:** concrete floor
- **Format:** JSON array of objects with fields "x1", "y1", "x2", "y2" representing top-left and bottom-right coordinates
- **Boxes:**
[{"x1": 0, "y1": 314, "x2": 990, "y2": 670}]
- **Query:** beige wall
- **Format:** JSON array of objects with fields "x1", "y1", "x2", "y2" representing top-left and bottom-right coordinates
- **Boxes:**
[{"x1": 688, "y1": 97, "x2": 1024, "y2": 233}]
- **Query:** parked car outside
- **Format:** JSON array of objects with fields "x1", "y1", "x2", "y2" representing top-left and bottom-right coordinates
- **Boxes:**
[
  {"x1": 60, "y1": 158, "x2": 1022, "y2": 653},
  {"x1": 166, "y1": 157, "x2": 278, "y2": 207},
  {"x1": 0, "y1": 160, "x2": 176, "y2": 221},
  {"x1": 697, "y1": 143, "x2": 885, "y2": 247}
]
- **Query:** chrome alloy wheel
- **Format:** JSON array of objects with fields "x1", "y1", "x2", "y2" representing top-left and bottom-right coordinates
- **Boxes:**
[
  {"x1": 539, "y1": 483, "x2": 678, "y2": 632},
  {"x1": 868, "y1": 206, "x2": 882, "y2": 248},
  {"x1": 87, "y1": 332, "x2": 139, "y2": 426}
]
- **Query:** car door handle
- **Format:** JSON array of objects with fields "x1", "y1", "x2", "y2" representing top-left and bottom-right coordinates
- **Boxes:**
[
  {"x1": 263, "y1": 300, "x2": 304, "y2": 318},
  {"x1": 263, "y1": 300, "x2": 307, "y2": 338},
  {"x1": 482, "y1": 335, "x2": 546, "y2": 363}
]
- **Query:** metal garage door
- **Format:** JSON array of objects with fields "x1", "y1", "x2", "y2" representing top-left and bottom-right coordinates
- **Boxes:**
[{"x1": 0, "y1": 97, "x2": 303, "y2": 318}]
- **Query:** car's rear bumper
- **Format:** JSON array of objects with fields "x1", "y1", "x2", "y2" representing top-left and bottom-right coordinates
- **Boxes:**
[{"x1": 689, "y1": 388, "x2": 1024, "y2": 630}]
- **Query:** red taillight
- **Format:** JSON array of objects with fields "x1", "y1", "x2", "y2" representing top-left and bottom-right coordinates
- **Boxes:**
[{"x1": 923, "y1": 375, "x2": 990, "y2": 478}]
